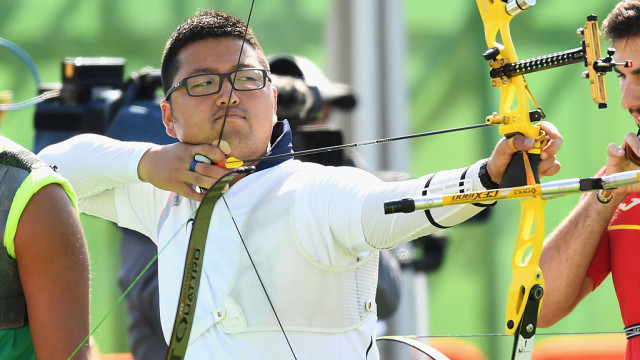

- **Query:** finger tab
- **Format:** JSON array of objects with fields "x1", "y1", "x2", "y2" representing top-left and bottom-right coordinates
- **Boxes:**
[{"x1": 194, "y1": 154, "x2": 212, "y2": 164}]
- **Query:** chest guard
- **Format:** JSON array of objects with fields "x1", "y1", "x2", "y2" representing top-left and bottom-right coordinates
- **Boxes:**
[{"x1": 0, "y1": 141, "x2": 43, "y2": 330}]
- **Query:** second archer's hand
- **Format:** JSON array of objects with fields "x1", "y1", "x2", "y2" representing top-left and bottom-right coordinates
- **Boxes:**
[
  {"x1": 605, "y1": 131, "x2": 640, "y2": 196},
  {"x1": 138, "y1": 142, "x2": 230, "y2": 202}
]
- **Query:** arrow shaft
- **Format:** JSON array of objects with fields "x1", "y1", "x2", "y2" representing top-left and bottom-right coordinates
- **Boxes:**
[
  {"x1": 384, "y1": 170, "x2": 640, "y2": 213},
  {"x1": 233, "y1": 123, "x2": 492, "y2": 166}
]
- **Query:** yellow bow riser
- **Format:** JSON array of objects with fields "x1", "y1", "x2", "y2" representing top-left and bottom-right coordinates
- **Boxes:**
[
  {"x1": 478, "y1": 0, "x2": 544, "y2": 144},
  {"x1": 476, "y1": 0, "x2": 547, "y2": 340}
]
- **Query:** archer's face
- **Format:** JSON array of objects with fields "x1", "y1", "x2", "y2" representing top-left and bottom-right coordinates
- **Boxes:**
[
  {"x1": 614, "y1": 35, "x2": 640, "y2": 126},
  {"x1": 161, "y1": 37, "x2": 278, "y2": 162}
]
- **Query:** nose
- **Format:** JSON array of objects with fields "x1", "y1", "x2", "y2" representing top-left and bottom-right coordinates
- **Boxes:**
[
  {"x1": 621, "y1": 75, "x2": 640, "y2": 111},
  {"x1": 215, "y1": 78, "x2": 240, "y2": 107}
]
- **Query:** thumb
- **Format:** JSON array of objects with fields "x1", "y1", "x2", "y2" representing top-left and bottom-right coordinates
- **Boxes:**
[
  {"x1": 487, "y1": 135, "x2": 536, "y2": 185},
  {"x1": 507, "y1": 135, "x2": 536, "y2": 153}
]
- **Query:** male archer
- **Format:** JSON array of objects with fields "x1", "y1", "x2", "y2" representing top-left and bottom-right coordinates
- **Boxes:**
[
  {"x1": 39, "y1": 9, "x2": 561, "y2": 359},
  {"x1": 538, "y1": 1, "x2": 640, "y2": 358}
]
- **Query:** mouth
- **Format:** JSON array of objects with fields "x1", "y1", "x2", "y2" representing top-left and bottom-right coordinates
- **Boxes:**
[
  {"x1": 214, "y1": 110, "x2": 245, "y2": 122},
  {"x1": 630, "y1": 109, "x2": 640, "y2": 125}
]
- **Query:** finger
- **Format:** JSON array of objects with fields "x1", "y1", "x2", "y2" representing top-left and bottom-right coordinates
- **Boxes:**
[
  {"x1": 185, "y1": 165, "x2": 222, "y2": 190},
  {"x1": 624, "y1": 132, "x2": 640, "y2": 157},
  {"x1": 195, "y1": 162, "x2": 231, "y2": 179},
  {"x1": 538, "y1": 158, "x2": 561, "y2": 177},
  {"x1": 604, "y1": 142, "x2": 631, "y2": 176},
  {"x1": 506, "y1": 135, "x2": 536, "y2": 152},
  {"x1": 540, "y1": 133, "x2": 563, "y2": 160},
  {"x1": 175, "y1": 183, "x2": 206, "y2": 202},
  {"x1": 189, "y1": 143, "x2": 228, "y2": 165},
  {"x1": 608, "y1": 142, "x2": 631, "y2": 171},
  {"x1": 539, "y1": 121, "x2": 561, "y2": 140},
  {"x1": 487, "y1": 135, "x2": 534, "y2": 184},
  {"x1": 188, "y1": 155, "x2": 230, "y2": 179},
  {"x1": 506, "y1": 137, "x2": 518, "y2": 152},
  {"x1": 608, "y1": 142, "x2": 626, "y2": 158},
  {"x1": 189, "y1": 160, "x2": 199, "y2": 172}
]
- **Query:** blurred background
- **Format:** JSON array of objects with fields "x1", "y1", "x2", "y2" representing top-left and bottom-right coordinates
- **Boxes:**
[{"x1": 0, "y1": 0, "x2": 627, "y2": 358}]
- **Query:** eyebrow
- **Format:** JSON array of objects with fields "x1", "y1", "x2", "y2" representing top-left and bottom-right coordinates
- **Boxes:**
[
  {"x1": 613, "y1": 65, "x2": 640, "y2": 76},
  {"x1": 187, "y1": 63, "x2": 256, "y2": 76}
]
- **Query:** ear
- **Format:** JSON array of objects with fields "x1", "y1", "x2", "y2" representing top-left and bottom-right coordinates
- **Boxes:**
[
  {"x1": 271, "y1": 85, "x2": 278, "y2": 126},
  {"x1": 161, "y1": 99, "x2": 178, "y2": 138}
]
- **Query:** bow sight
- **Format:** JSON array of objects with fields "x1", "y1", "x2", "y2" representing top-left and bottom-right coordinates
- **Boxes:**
[{"x1": 483, "y1": 14, "x2": 631, "y2": 113}]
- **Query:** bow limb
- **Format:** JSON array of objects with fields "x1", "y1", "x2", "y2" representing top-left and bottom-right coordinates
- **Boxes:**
[
  {"x1": 165, "y1": 167, "x2": 255, "y2": 360},
  {"x1": 377, "y1": 336, "x2": 451, "y2": 360}
]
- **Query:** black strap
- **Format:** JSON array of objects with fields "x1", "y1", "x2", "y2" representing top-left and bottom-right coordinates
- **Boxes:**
[
  {"x1": 625, "y1": 323, "x2": 640, "y2": 339},
  {"x1": 470, "y1": 164, "x2": 497, "y2": 208},
  {"x1": 422, "y1": 174, "x2": 450, "y2": 229},
  {"x1": 0, "y1": 296, "x2": 27, "y2": 330},
  {"x1": 0, "y1": 160, "x2": 31, "y2": 330}
]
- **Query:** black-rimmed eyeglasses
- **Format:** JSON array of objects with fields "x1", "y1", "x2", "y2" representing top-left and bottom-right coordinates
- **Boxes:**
[{"x1": 165, "y1": 68, "x2": 271, "y2": 99}]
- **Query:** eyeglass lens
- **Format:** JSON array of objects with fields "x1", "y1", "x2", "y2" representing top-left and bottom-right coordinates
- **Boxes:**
[{"x1": 187, "y1": 69, "x2": 266, "y2": 96}]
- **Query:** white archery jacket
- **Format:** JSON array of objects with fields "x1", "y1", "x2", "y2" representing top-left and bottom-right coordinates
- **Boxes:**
[{"x1": 39, "y1": 134, "x2": 492, "y2": 360}]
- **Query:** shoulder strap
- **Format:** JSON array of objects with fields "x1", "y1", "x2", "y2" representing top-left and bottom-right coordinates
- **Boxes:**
[
  {"x1": 0, "y1": 163, "x2": 30, "y2": 329},
  {"x1": 0, "y1": 136, "x2": 57, "y2": 330}
]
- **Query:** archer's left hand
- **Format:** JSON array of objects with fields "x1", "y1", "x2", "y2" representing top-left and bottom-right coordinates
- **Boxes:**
[{"x1": 486, "y1": 121, "x2": 563, "y2": 184}]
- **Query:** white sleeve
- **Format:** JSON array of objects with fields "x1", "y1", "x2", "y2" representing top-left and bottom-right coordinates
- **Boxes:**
[
  {"x1": 312, "y1": 158, "x2": 487, "y2": 255},
  {"x1": 357, "y1": 159, "x2": 490, "y2": 252},
  {"x1": 38, "y1": 134, "x2": 165, "y2": 239},
  {"x1": 296, "y1": 159, "x2": 491, "y2": 258},
  {"x1": 38, "y1": 133, "x2": 152, "y2": 198}
]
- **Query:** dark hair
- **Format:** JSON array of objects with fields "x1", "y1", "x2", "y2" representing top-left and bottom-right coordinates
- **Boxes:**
[
  {"x1": 161, "y1": 9, "x2": 269, "y2": 95},
  {"x1": 603, "y1": 0, "x2": 640, "y2": 42}
]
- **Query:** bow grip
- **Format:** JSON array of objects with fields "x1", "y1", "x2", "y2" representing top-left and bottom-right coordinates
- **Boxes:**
[{"x1": 500, "y1": 151, "x2": 540, "y2": 188}]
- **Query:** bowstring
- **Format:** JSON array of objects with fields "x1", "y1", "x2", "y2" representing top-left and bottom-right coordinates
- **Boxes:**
[
  {"x1": 67, "y1": 207, "x2": 198, "y2": 359},
  {"x1": 215, "y1": 0, "x2": 298, "y2": 357},
  {"x1": 216, "y1": 0, "x2": 255, "y2": 147},
  {"x1": 392, "y1": 330, "x2": 624, "y2": 339},
  {"x1": 221, "y1": 197, "x2": 298, "y2": 358}
]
